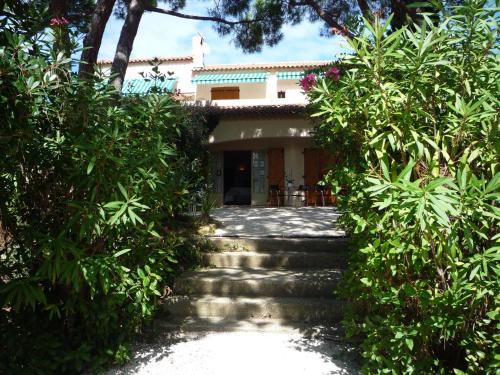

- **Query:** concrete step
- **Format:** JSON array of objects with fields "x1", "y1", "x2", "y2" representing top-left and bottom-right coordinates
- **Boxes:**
[
  {"x1": 162, "y1": 295, "x2": 345, "y2": 323},
  {"x1": 155, "y1": 316, "x2": 313, "y2": 334},
  {"x1": 155, "y1": 318, "x2": 351, "y2": 339},
  {"x1": 208, "y1": 237, "x2": 350, "y2": 254},
  {"x1": 174, "y1": 268, "x2": 343, "y2": 298},
  {"x1": 202, "y1": 251, "x2": 348, "y2": 269}
]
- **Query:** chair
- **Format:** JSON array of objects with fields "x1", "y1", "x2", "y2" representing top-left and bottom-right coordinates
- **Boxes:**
[
  {"x1": 268, "y1": 185, "x2": 281, "y2": 207},
  {"x1": 315, "y1": 185, "x2": 327, "y2": 206},
  {"x1": 298, "y1": 185, "x2": 314, "y2": 206}
]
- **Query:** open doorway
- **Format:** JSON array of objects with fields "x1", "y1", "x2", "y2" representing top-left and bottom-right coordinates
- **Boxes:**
[{"x1": 223, "y1": 151, "x2": 251, "y2": 205}]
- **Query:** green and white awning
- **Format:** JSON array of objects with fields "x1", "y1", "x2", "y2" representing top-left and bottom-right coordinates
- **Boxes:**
[
  {"x1": 277, "y1": 71, "x2": 305, "y2": 80},
  {"x1": 122, "y1": 78, "x2": 177, "y2": 95},
  {"x1": 192, "y1": 72, "x2": 269, "y2": 84}
]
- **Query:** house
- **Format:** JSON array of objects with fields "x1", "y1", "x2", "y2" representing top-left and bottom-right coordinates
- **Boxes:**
[{"x1": 98, "y1": 35, "x2": 336, "y2": 206}]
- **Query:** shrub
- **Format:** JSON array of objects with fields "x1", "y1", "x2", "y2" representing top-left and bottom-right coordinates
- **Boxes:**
[
  {"x1": 0, "y1": 27, "x2": 206, "y2": 374},
  {"x1": 308, "y1": 1, "x2": 499, "y2": 373}
]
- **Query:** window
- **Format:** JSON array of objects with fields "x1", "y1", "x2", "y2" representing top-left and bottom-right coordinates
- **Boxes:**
[
  {"x1": 211, "y1": 87, "x2": 240, "y2": 100},
  {"x1": 252, "y1": 152, "x2": 266, "y2": 194},
  {"x1": 277, "y1": 90, "x2": 286, "y2": 99}
]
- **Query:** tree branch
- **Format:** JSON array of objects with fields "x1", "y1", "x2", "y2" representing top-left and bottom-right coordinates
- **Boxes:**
[
  {"x1": 302, "y1": 0, "x2": 355, "y2": 39},
  {"x1": 145, "y1": 6, "x2": 258, "y2": 25},
  {"x1": 356, "y1": 0, "x2": 373, "y2": 20}
]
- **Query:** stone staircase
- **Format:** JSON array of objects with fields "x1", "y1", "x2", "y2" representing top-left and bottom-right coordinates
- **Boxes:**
[{"x1": 162, "y1": 237, "x2": 350, "y2": 330}]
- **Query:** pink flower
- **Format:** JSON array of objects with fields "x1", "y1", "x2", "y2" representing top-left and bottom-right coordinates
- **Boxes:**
[
  {"x1": 50, "y1": 17, "x2": 69, "y2": 26},
  {"x1": 325, "y1": 66, "x2": 341, "y2": 81},
  {"x1": 299, "y1": 73, "x2": 317, "y2": 92}
]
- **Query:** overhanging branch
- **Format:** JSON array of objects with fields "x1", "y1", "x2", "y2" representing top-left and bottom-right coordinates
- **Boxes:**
[
  {"x1": 145, "y1": 6, "x2": 259, "y2": 25},
  {"x1": 302, "y1": 0, "x2": 355, "y2": 39}
]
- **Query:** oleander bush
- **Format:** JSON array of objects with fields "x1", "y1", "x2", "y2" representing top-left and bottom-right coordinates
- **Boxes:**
[
  {"x1": 0, "y1": 20, "x2": 207, "y2": 374},
  {"x1": 307, "y1": 1, "x2": 499, "y2": 373}
]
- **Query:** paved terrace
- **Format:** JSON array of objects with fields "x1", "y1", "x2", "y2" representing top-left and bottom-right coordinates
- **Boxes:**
[{"x1": 211, "y1": 206, "x2": 345, "y2": 238}]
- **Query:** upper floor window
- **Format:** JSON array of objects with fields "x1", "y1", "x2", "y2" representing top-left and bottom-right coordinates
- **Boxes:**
[
  {"x1": 211, "y1": 87, "x2": 240, "y2": 100},
  {"x1": 277, "y1": 90, "x2": 286, "y2": 99}
]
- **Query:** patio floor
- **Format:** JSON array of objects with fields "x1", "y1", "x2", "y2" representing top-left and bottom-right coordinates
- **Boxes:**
[{"x1": 210, "y1": 206, "x2": 345, "y2": 238}]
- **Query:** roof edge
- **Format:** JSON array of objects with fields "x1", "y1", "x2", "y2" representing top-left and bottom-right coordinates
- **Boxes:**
[
  {"x1": 97, "y1": 55, "x2": 193, "y2": 65},
  {"x1": 194, "y1": 60, "x2": 333, "y2": 72}
]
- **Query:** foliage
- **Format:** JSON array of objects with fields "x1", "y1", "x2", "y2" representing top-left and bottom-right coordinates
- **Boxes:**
[
  {"x1": 0, "y1": 24, "x2": 207, "y2": 374},
  {"x1": 112, "y1": 0, "x2": 445, "y2": 54},
  {"x1": 308, "y1": 1, "x2": 499, "y2": 373}
]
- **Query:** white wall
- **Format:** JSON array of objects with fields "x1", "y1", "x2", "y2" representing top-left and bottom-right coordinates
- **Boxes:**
[
  {"x1": 209, "y1": 118, "x2": 312, "y2": 144},
  {"x1": 196, "y1": 82, "x2": 267, "y2": 101},
  {"x1": 277, "y1": 80, "x2": 304, "y2": 101},
  {"x1": 194, "y1": 78, "x2": 306, "y2": 102}
]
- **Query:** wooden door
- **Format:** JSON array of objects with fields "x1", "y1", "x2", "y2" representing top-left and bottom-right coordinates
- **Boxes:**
[
  {"x1": 304, "y1": 148, "x2": 320, "y2": 188},
  {"x1": 267, "y1": 148, "x2": 284, "y2": 191},
  {"x1": 304, "y1": 149, "x2": 336, "y2": 205}
]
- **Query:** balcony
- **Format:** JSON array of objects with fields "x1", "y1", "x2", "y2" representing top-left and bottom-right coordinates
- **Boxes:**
[{"x1": 191, "y1": 96, "x2": 308, "y2": 108}]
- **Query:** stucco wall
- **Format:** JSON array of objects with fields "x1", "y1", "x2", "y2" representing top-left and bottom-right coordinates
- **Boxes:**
[
  {"x1": 277, "y1": 80, "x2": 304, "y2": 101},
  {"x1": 209, "y1": 118, "x2": 313, "y2": 144},
  {"x1": 195, "y1": 82, "x2": 267, "y2": 101}
]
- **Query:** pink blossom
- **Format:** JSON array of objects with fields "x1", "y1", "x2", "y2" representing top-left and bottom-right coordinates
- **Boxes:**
[
  {"x1": 50, "y1": 17, "x2": 69, "y2": 26},
  {"x1": 299, "y1": 73, "x2": 317, "y2": 92},
  {"x1": 325, "y1": 66, "x2": 341, "y2": 81}
]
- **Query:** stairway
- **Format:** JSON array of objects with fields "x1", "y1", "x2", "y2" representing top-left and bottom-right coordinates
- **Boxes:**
[{"x1": 162, "y1": 237, "x2": 350, "y2": 330}]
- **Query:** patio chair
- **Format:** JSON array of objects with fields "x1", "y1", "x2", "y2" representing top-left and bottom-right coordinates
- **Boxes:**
[
  {"x1": 298, "y1": 185, "x2": 308, "y2": 206},
  {"x1": 315, "y1": 185, "x2": 327, "y2": 207},
  {"x1": 268, "y1": 185, "x2": 282, "y2": 207},
  {"x1": 298, "y1": 185, "x2": 315, "y2": 206}
]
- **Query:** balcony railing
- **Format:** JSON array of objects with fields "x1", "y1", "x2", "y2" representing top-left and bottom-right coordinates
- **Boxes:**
[{"x1": 189, "y1": 97, "x2": 308, "y2": 107}]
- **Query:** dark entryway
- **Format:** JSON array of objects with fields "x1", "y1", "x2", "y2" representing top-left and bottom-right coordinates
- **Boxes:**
[{"x1": 223, "y1": 151, "x2": 251, "y2": 205}]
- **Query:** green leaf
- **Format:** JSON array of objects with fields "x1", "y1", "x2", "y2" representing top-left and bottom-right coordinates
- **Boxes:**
[
  {"x1": 469, "y1": 265, "x2": 480, "y2": 280},
  {"x1": 103, "y1": 201, "x2": 124, "y2": 209},
  {"x1": 380, "y1": 157, "x2": 390, "y2": 180},
  {"x1": 87, "y1": 156, "x2": 96, "y2": 175},
  {"x1": 405, "y1": 338, "x2": 414, "y2": 351},
  {"x1": 113, "y1": 249, "x2": 132, "y2": 258},
  {"x1": 397, "y1": 160, "x2": 416, "y2": 182},
  {"x1": 117, "y1": 182, "x2": 128, "y2": 200}
]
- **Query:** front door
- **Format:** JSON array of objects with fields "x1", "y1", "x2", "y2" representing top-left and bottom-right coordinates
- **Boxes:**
[
  {"x1": 223, "y1": 151, "x2": 251, "y2": 205},
  {"x1": 304, "y1": 148, "x2": 336, "y2": 205}
]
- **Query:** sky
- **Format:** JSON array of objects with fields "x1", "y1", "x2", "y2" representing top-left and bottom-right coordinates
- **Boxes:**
[{"x1": 98, "y1": 1, "x2": 349, "y2": 65}]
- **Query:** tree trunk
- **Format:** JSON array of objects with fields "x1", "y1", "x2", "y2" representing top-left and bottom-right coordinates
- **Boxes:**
[
  {"x1": 110, "y1": 0, "x2": 145, "y2": 93},
  {"x1": 79, "y1": 0, "x2": 116, "y2": 79}
]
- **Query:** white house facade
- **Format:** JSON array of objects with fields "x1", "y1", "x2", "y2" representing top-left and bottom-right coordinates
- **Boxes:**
[{"x1": 98, "y1": 36, "x2": 336, "y2": 206}]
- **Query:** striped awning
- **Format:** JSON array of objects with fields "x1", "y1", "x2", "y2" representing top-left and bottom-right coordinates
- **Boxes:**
[
  {"x1": 122, "y1": 78, "x2": 177, "y2": 95},
  {"x1": 277, "y1": 71, "x2": 304, "y2": 80},
  {"x1": 192, "y1": 72, "x2": 269, "y2": 84}
]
